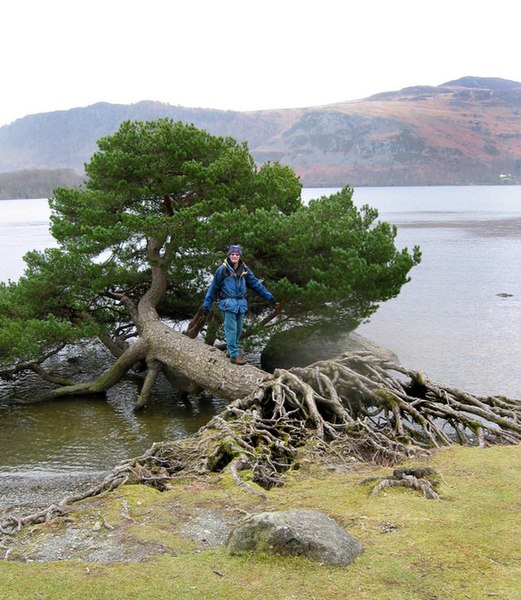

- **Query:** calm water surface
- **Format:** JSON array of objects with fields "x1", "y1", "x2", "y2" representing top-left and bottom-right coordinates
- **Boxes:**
[
  {"x1": 350, "y1": 186, "x2": 521, "y2": 400},
  {"x1": 0, "y1": 197, "x2": 57, "y2": 282},
  {"x1": 1, "y1": 186, "x2": 520, "y2": 480}
]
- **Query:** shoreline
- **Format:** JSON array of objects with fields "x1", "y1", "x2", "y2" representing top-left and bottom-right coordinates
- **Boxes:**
[
  {"x1": 0, "y1": 471, "x2": 107, "y2": 522},
  {"x1": 0, "y1": 333, "x2": 395, "y2": 520}
]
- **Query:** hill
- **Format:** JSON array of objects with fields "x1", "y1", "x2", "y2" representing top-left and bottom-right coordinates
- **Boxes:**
[{"x1": 1, "y1": 76, "x2": 520, "y2": 187}]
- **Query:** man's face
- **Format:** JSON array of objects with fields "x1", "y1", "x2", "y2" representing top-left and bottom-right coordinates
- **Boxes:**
[{"x1": 229, "y1": 252, "x2": 241, "y2": 266}]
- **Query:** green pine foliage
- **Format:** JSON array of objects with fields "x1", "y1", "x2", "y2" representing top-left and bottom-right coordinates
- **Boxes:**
[
  {"x1": 202, "y1": 188, "x2": 421, "y2": 327},
  {"x1": 0, "y1": 118, "x2": 420, "y2": 372}
]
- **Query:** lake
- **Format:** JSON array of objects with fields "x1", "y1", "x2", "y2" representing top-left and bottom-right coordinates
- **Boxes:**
[
  {"x1": 350, "y1": 185, "x2": 521, "y2": 400},
  {"x1": 0, "y1": 186, "x2": 520, "y2": 490}
]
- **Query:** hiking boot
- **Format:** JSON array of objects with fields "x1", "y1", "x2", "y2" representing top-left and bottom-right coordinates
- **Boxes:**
[{"x1": 230, "y1": 355, "x2": 247, "y2": 365}]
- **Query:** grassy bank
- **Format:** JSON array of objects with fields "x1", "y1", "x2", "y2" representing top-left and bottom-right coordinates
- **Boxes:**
[{"x1": 1, "y1": 444, "x2": 519, "y2": 600}]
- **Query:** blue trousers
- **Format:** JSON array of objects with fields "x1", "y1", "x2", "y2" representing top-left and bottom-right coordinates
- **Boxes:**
[{"x1": 222, "y1": 311, "x2": 245, "y2": 358}]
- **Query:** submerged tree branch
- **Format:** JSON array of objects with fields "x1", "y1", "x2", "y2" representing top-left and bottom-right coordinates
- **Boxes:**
[
  {"x1": 43, "y1": 338, "x2": 149, "y2": 399},
  {"x1": 134, "y1": 359, "x2": 163, "y2": 410}
]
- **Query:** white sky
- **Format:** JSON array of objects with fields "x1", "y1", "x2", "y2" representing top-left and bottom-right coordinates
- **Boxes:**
[{"x1": 1, "y1": 0, "x2": 519, "y2": 126}]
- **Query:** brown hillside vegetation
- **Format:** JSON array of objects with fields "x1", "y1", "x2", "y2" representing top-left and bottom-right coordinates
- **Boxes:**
[
  {"x1": 0, "y1": 76, "x2": 520, "y2": 186},
  {"x1": 252, "y1": 78, "x2": 521, "y2": 185}
]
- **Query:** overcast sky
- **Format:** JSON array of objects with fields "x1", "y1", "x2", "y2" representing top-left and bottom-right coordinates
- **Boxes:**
[{"x1": 1, "y1": 0, "x2": 519, "y2": 126}]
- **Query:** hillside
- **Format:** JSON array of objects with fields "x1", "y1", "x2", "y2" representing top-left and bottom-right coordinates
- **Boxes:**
[{"x1": 1, "y1": 76, "x2": 520, "y2": 187}]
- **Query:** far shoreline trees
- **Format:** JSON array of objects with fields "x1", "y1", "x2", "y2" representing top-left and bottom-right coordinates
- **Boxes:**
[{"x1": 0, "y1": 168, "x2": 84, "y2": 200}]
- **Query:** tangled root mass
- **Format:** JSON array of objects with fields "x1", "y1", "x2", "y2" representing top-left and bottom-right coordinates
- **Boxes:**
[{"x1": 2, "y1": 352, "x2": 519, "y2": 536}]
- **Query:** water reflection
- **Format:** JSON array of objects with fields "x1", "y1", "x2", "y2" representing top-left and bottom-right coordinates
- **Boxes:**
[
  {"x1": 0, "y1": 384, "x2": 227, "y2": 474},
  {"x1": 0, "y1": 345, "x2": 228, "y2": 474}
]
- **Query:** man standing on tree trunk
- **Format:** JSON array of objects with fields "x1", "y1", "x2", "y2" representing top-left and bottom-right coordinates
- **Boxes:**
[{"x1": 202, "y1": 244, "x2": 276, "y2": 365}]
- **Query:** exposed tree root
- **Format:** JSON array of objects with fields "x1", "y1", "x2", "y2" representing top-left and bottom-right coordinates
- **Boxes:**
[
  {"x1": 2, "y1": 351, "x2": 520, "y2": 537},
  {"x1": 360, "y1": 467, "x2": 441, "y2": 499},
  {"x1": 371, "y1": 476, "x2": 440, "y2": 500}
]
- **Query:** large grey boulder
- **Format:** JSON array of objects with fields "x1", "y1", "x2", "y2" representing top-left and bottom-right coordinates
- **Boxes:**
[{"x1": 226, "y1": 509, "x2": 363, "y2": 566}]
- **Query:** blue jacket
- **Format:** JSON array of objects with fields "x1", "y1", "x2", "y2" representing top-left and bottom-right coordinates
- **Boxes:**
[{"x1": 203, "y1": 258, "x2": 274, "y2": 314}]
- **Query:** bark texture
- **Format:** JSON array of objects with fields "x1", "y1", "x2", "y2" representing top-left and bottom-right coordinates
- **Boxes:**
[{"x1": 144, "y1": 321, "x2": 271, "y2": 402}]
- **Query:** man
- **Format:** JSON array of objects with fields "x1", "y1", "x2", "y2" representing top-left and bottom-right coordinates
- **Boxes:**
[{"x1": 202, "y1": 244, "x2": 276, "y2": 365}]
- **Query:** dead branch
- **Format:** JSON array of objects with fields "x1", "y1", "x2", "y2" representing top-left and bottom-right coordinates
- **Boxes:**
[
  {"x1": 27, "y1": 362, "x2": 77, "y2": 386},
  {"x1": 183, "y1": 307, "x2": 208, "y2": 339}
]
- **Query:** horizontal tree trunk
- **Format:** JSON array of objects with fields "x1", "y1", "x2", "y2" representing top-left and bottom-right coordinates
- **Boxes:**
[{"x1": 143, "y1": 320, "x2": 271, "y2": 402}]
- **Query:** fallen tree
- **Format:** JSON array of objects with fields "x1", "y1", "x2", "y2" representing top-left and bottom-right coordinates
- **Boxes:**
[
  {"x1": 44, "y1": 320, "x2": 271, "y2": 406},
  {"x1": 2, "y1": 349, "x2": 519, "y2": 536},
  {"x1": 3, "y1": 119, "x2": 518, "y2": 537}
]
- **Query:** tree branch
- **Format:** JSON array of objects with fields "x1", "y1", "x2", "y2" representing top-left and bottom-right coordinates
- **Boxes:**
[
  {"x1": 44, "y1": 337, "x2": 149, "y2": 399},
  {"x1": 134, "y1": 359, "x2": 163, "y2": 410}
]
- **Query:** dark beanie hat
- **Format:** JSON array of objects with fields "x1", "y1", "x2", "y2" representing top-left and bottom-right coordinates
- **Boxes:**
[{"x1": 227, "y1": 244, "x2": 242, "y2": 256}]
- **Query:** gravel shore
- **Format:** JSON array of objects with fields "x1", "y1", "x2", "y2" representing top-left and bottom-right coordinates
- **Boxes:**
[{"x1": 0, "y1": 471, "x2": 107, "y2": 522}]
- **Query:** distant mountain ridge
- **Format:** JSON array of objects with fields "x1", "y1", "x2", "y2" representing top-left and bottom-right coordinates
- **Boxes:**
[{"x1": 1, "y1": 76, "x2": 520, "y2": 187}]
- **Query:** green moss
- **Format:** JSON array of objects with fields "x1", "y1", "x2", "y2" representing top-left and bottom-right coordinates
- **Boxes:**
[
  {"x1": 413, "y1": 372, "x2": 425, "y2": 385},
  {"x1": 374, "y1": 388, "x2": 398, "y2": 407}
]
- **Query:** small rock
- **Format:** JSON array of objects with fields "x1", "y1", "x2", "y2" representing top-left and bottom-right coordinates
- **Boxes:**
[{"x1": 393, "y1": 467, "x2": 437, "y2": 479}]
